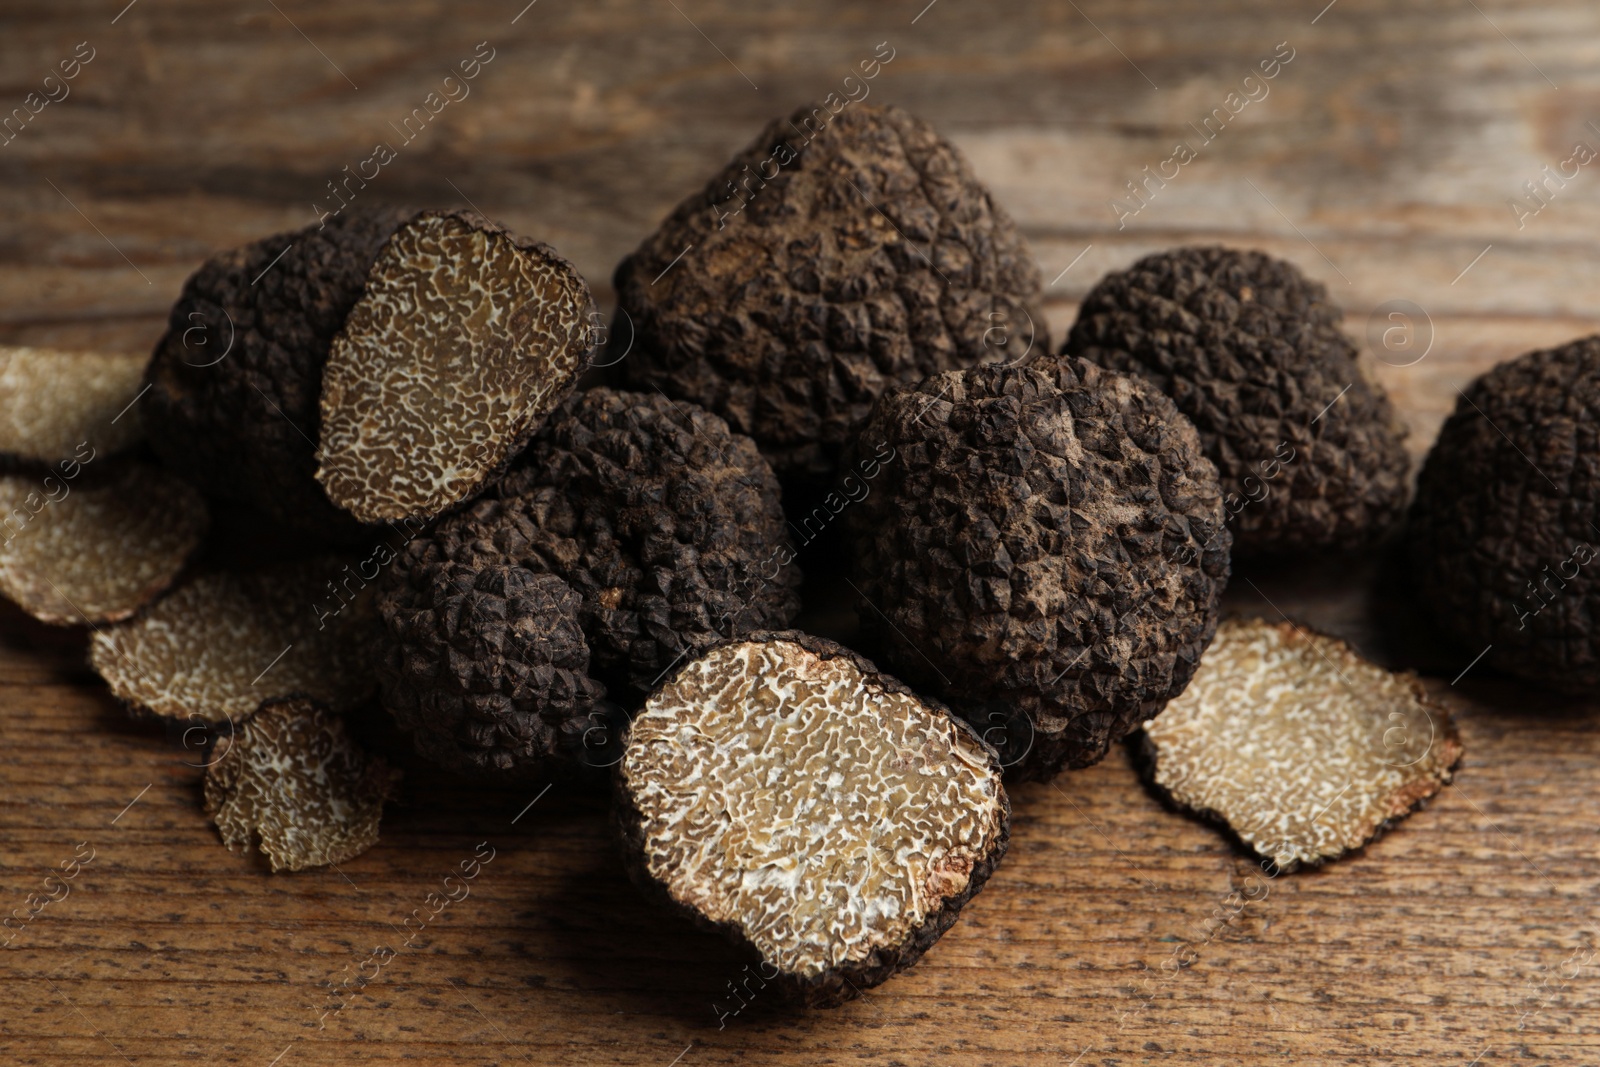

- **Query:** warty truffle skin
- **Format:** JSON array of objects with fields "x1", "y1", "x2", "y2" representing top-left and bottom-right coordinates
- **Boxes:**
[
  {"x1": 842, "y1": 357, "x2": 1231, "y2": 780},
  {"x1": 1065, "y1": 246, "x2": 1410, "y2": 556},
  {"x1": 1408, "y1": 336, "x2": 1600, "y2": 691},
  {"x1": 612, "y1": 102, "x2": 1046, "y2": 486},
  {"x1": 144, "y1": 206, "x2": 411, "y2": 542}
]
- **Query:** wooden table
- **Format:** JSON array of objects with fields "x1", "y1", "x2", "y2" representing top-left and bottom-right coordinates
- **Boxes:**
[{"x1": 4, "y1": 1, "x2": 1600, "y2": 1063}]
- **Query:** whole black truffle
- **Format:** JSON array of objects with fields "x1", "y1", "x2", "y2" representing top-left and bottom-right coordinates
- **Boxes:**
[
  {"x1": 1408, "y1": 336, "x2": 1600, "y2": 691},
  {"x1": 376, "y1": 560, "x2": 609, "y2": 780},
  {"x1": 613, "y1": 103, "x2": 1045, "y2": 487},
  {"x1": 1064, "y1": 246, "x2": 1410, "y2": 556},
  {"x1": 385, "y1": 387, "x2": 802, "y2": 700},
  {"x1": 842, "y1": 357, "x2": 1231, "y2": 779},
  {"x1": 144, "y1": 206, "x2": 411, "y2": 542}
]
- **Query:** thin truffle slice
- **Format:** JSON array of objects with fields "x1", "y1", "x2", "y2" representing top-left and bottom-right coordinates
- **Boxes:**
[
  {"x1": 204, "y1": 696, "x2": 400, "y2": 872},
  {"x1": 89, "y1": 559, "x2": 378, "y2": 723},
  {"x1": 1140, "y1": 618, "x2": 1462, "y2": 871},
  {"x1": 0, "y1": 464, "x2": 207, "y2": 625},
  {"x1": 0, "y1": 346, "x2": 148, "y2": 463},
  {"x1": 317, "y1": 210, "x2": 597, "y2": 523},
  {"x1": 616, "y1": 632, "x2": 1009, "y2": 1007}
]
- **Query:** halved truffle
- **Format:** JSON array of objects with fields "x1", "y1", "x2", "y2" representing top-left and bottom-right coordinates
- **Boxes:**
[
  {"x1": 89, "y1": 558, "x2": 378, "y2": 723},
  {"x1": 1064, "y1": 246, "x2": 1410, "y2": 556},
  {"x1": 842, "y1": 357, "x2": 1231, "y2": 780},
  {"x1": 205, "y1": 696, "x2": 400, "y2": 872},
  {"x1": 615, "y1": 631, "x2": 1009, "y2": 1007},
  {"x1": 614, "y1": 103, "x2": 1045, "y2": 486},
  {"x1": 317, "y1": 210, "x2": 597, "y2": 524},
  {"x1": 0, "y1": 346, "x2": 148, "y2": 463},
  {"x1": 1408, "y1": 336, "x2": 1600, "y2": 690},
  {"x1": 1139, "y1": 618, "x2": 1462, "y2": 870},
  {"x1": 0, "y1": 464, "x2": 207, "y2": 625}
]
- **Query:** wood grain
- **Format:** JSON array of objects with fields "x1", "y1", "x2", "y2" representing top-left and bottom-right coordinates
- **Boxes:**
[{"x1": 4, "y1": 1, "x2": 1600, "y2": 1064}]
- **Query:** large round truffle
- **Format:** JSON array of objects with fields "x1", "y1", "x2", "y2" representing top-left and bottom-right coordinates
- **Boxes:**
[
  {"x1": 1408, "y1": 336, "x2": 1600, "y2": 691},
  {"x1": 842, "y1": 357, "x2": 1231, "y2": 779},
  {"x1": 1064, "y1": 246, "x2": 1409, "y2": 556},
  {"x1": 613, "y1": 103, "x2": 1045, "y2": 486}
]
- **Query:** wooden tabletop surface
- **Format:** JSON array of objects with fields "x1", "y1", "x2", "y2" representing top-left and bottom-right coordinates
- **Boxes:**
[{"x1": 4, "y1": 1, "x2": 1600, "y2": 1064}]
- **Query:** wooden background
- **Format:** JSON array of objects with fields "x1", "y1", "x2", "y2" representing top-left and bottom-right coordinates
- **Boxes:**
[{"x1": 4, "y1": 0, "x2": 1600, "y2": 1063}]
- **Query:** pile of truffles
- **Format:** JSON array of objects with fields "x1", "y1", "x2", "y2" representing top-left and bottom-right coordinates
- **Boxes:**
[{"x1": 34, "y1": 100, "x2": 1591, "y2": 1006}]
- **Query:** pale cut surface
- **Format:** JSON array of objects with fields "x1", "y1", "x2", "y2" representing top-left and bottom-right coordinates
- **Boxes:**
[
  {"x1": 89, "y1": 559, "x2": 378, "y2": 723},
  {"x1": 316, "y1": 212, "x2": 593, "y2": 523},
  {"x1": 204, "y1": 697, "x2": 400, "y2": 872},
  {"x1": 622, "y1": 639, "x2": 1007, "y2": 979},
  {"x1": 1142, "y1": 618, "x2": 1463, "y2": 871},
  {"x1": 0, "y1": 465, "x2": 206, "y2": 625},
  {"x1": 0, "y1": 346, "x2": 148, "y2": 462}
]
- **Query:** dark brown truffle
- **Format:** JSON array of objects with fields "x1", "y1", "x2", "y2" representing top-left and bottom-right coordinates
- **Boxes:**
[
  {"x1": 613, "y1": 103, "x2": 1045, "y2": 486},
  {"x1": 1064, "y1": 246, "x2": 1410, "y2": 556},
  {"x1": 1408, "y1": 336, "x2": 1600, "y2": 690},
  {"x1": 842, "y1": 357, "x2": 1231, "y2": 780},
  {"x1": 144, "y1": 206, "x2": 411, "y2": 542},
  {"x1": 614, "y1": 631, "x2": 1009, "y2": 1008}
]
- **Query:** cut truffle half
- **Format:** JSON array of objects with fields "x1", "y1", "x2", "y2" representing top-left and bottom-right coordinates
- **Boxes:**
[
  {"x1": 89, "y1": 558, "x2": 378, "y2": 724},
  {"x1": 317, "y1": 210, "x2": 597, "y2": 524},
  {"x1": 1139, "y1": 618, "x2": 1463, "y2": 871},
  {"x1": 0, "y1": 346, "x2": 149, "y2": 463},
  {"x1": 615, "y1": 631, "x2": 1009, "y2": 1007},
  {"x1": 204, "y1": 696, "x2": 400, "y2": 872},
  {"x1": 0, "y1": 464, "x2": 207, "y2": 626}
]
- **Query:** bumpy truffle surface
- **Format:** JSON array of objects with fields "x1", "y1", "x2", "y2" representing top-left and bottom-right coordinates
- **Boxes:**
[
  {"x1": 1065, "y1": 246, "x2": 1410, "y2": 556},
  {"x1": 318, "y1": 210, "x2": 596, "y2": 523},
  {"x1": 388, "y1": 387, "x2": 800, "y2": 697},
  {"x1": 1408, "y1": 336, "x2": 1600, "y2": 690},
  {"x1": 377, "y1": 560, "x2": 609, "y2": 779},
  {"x1": 0, "y1": 346, "x2": 148, "y2": 463},
  {"x1": 1141, "y1": 618, "x2": 1462, "y2": 870},
  {"x1": 614, "y1": 103, "x2": 1045, "y2": 483},
  {"x1": 615, "y1": 631, "x2": 1008, "y2": 1007},
  {"x1": 843, "y1": 357, "x2": 1231, "y2": 779},
  {"x1": 205, "y1": 696, "x2": 400, "y2": 872},
  {"x1": 0, "y1": 464, "x2": 207, "y2": 625}
]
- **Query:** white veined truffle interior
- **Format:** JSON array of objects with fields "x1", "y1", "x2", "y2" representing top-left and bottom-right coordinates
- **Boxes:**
[{"x1": 622, "y1": 640, "x2": 1006, "y2": 978}]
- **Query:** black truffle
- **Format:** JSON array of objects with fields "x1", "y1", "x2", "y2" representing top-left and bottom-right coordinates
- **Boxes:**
[
  {"x1": 613, "y1": 103, "x2": 1045, "y2": 487},
  {"x1": 1408, "y1": 336, "x2": 1600, "y2": 691},
  {"x1": 842, "y1": 357, "x2": 1231, "y2": 779},
  {"x1": 1064, "y1": 246, "x2": 1410, "y2": 556}
]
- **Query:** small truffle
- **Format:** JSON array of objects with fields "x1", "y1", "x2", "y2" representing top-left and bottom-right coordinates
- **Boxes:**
[
  {"x1": 1139, "y1": 618, "x2": 1462, "y2": 870},
  {"x1": 0, "y1": 464, "x2": 207, "y2": 626},
  {"x1": 1064, "y1": 246, "x2": 1410, "y2": 556},
  {"x1": 377, "y1": 559, "x2": 610, "y2": 779},
  {"x1": 0, "y1": 346, "x2": 148, "y2": 463},
  {"x1": 204, "y1": 696, "x2": 400, "y2": 872},
  {"x1": 842, "y1": 357, "x2": 1231, "y2": 779},
  {"x1": 89, "y1": 558, "x2": 378, "y2": 723},
  {"x1": 384, "y1": 387, "x2": 801, "y2": 698},
  {"x1": 144, "y1": 206, "x2": 412, "y2": 541},
  {"x1": 614, "y1": 103, "x2": 1045, "y2": 485},
  {"x1": 1408, "y1": 336, "x2": 1600, "y2": 690},
  {"x1": 317, "y1": 210, "x2": 597, "y2": 524},
  {"x1": 615, "y1": 631, "x2": 1009, "y2": 1007}
]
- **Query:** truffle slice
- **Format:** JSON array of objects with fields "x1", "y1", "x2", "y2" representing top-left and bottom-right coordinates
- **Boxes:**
[
  {"x1": 842, "y1": 357, "x2": 1231, "y2": 779},
  {"x1": 0, "y1": 464, "x2": 207, "y2": 625},
  {"x1": 615, "y1": 632, "x2": 1009, "y2": 1007},
  {"x1": 377, "y1": 559, "x2": 610, "y2": 780},
  {"x1": 204, "y1": 696, "x2": 400, "y2": 872},
  {"x1": 1140, "y1": 618, "x2": 1462, "y2": 871},
  {"x1": 317, "y1": 210, "x2": 596, "y2": 524},
  {"x1": 89, "y1": 559, "x2": 378, "y2": 723},
  {"x1": 0, "y1": 346, "x2": 148, "y2": 463},
  {"x1": 614, "y1": 103, "x2": 1046, "y2": 486},
  {"x1": 1065, "y1": 246, "x2": 1410, "y2": 556}
]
